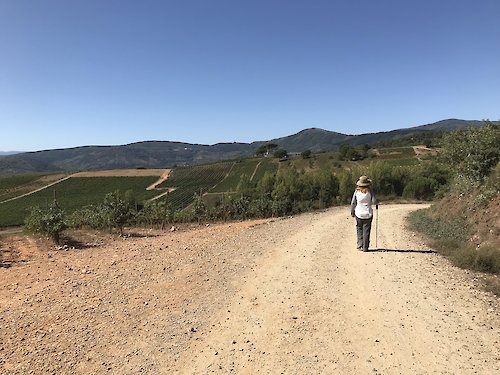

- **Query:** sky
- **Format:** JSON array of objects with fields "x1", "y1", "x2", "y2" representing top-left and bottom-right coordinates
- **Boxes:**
[{"x1": 1, "y1": 0, "x2": 499, "y2": 151}]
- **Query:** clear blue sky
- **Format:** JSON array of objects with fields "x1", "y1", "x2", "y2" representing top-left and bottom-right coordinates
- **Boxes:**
[{"x1": 1, "y1": 0, "x2": 499, "y2": 151}]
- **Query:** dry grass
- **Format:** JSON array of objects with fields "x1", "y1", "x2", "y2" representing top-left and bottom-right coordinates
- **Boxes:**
[{"x1": 409, "y1": 206, "x2": 500, "y2": 296}]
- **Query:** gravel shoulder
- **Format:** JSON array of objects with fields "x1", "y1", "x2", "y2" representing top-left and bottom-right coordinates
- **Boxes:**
[{"x1": 1, "y1": 204, "x2": 499, "y2": 374}]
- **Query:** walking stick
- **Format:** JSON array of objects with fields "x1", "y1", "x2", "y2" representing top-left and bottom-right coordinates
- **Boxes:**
[{"x1": 376, "y1": 205, "x2": 379, "y2": 249}]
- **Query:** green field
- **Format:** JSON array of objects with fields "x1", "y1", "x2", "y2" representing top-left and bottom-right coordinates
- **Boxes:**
[
  {"x1": 157, "y1": 162, "x2": 234, "y2": 210},
  {"x1": 0, "y1": 176, "x2": 159, "y2": 227},
  {"x1": 0, "y1": 173, "x2": 63, "y2": 202},
  {"x1": 0, "y1": 173, "x2": 43, "y2": 192},
  {"x1": 251, "y1": 157, "x2": 279, "y2": 181},
  {"x1": 377, "y1": 147, "x2": 415, "y2": 158},
  {"x1": 211, "y1": 158, "x2": 261, "y2": 192}
]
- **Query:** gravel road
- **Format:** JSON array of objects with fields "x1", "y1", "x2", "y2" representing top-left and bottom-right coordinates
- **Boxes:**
[{"x1": 1, "y1": 204, "x2": 498, "y2": 374}]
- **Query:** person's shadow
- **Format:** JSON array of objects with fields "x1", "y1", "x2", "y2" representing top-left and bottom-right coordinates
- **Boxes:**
[{"x1": 367, "y1": 248, "x2": 435, "y2": 254}]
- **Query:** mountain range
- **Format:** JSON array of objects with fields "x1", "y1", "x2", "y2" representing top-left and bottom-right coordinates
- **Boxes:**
[{"x1": 0, "y1": 119, "x2": 490, "y2": 173}]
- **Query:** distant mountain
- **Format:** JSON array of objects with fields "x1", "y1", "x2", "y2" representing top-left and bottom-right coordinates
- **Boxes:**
[
  {"x1": 410, "y1": 118, "x2": 486, "y2": 132},
  {"x1": 253, "y1": 119, "x2": 491, "y2": 152},
  {"x1": 253, "y1": 128, "x2": 350, "y2": 153},
  {"x1": 0, "y1": 119, "x2": 493, "y2": 173},
  {"x1": 0, "y1": 151, "x2": 23, "y2": 157},
  {"x1": 0, "y1": 142, "x2": 254, "y2": 174}
]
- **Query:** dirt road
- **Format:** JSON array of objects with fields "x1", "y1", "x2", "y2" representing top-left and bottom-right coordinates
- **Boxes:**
[{"x1": 1, "y1": 204, "x2": 499, "y2": 374}]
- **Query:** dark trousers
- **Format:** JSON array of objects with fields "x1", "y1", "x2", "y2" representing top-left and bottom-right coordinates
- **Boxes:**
[{"x1": 356, "y1": 216, "x2": 373, "y2": 250}]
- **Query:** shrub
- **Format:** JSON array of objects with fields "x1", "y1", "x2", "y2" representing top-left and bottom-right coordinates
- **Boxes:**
[
  {"x1": 25, "y1": 201, "x2": 67, "y2": 244},
  {"x1": 441, "y1": 122, "x2": 500, "y2": 185},
  {"x1": 102, "y1": 191, "x2": 134, "y2": 235},
  {"x1": 402, "y1": 176, "x2": 438, "y2": 200},
  {"x1": 137, "y1": 199, "x2": 173, "y2": 229},
  {"x1": 250, "y1": 195, "x2": 273, "y2": 217},
  {"x1": 301, "y1": 150, "x2": 312, "y2": 159},
  {"x1": 192, "y1": 193, "x2": 207, "y2": 222}
]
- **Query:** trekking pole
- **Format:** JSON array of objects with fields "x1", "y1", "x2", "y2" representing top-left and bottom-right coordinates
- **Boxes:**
[{"x1": 376, "y1": 205, "x2": 379, "y2": 249}]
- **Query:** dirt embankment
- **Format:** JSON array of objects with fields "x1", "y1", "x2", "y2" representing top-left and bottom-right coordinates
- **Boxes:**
[{"x1": 1, "y1": 205, "x2": 499, "y2": 374}]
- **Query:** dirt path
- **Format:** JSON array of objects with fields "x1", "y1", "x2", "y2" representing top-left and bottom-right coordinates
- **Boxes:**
[
  {"x1": 145, "y1": 169, "x2": 171, "y2": 191},
  {"x1": 249, "y1": 160, "x2": 263, "y2": 182},
  {"x1": 176, "y1": 205, "x2": 499, "y2": 374},
  {"x1": 1, "y1": 205, "x2": 498, "y2": 374}
]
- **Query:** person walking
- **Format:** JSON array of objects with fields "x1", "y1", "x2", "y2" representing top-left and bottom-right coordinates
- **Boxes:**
[{"x1": 350, "y1": 175, "x2": 378, "y2": 251}]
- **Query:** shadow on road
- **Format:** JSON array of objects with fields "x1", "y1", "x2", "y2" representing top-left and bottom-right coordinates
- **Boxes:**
[{"x1": 368, "y1": 248, "x2": 436, "y2": 254}]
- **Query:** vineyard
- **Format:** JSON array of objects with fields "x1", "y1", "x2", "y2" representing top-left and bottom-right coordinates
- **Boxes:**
[
  {"x1": 211, "y1": 158, "x2": 264, "y2": 193},
  {"x1": 0, "y1": 173, "x2": 70, "y2": 202},
  {"x1": 250, "y1": 157, "x2": 279, "y2": 182},
  {"x1": 157, "y1": 162, "x2": 234, "y2": 210},
  {"x1": 0, "y1": 176, "x2": 159, "y2": 227}
]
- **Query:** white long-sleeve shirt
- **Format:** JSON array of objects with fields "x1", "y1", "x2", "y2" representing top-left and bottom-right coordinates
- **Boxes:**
[{"x1": 350, "y1": 190, "x2": 378, "y2": 219}]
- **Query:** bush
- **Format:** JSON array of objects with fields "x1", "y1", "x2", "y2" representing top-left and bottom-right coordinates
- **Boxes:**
[
  {"x1": 441, "y1": 122, "x2": 500, "y2": 185},
  {"x1": 301, "y1": 150, "x2": 312, "y2": 159},
  {"x1": 192, "y1": 193, "x2": 207, "y2": 222},
  {"x1": 402, "y1": 176, "x2": 438, "y2": 200},
  {"x1": 25, "y1": 201, "x2": 67, "y2": 244},
  {"x1": 67, "y1": 205, "x2": 108, "y2": 230},
  {"x1": 137, "y1": 199, "x2": 173, "y2": 229},
  {"x1": 102, "y1": 191, "x2": 134, "y2": 235}
]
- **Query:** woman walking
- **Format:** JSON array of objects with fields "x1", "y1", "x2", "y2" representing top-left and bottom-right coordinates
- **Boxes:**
[{"x1": 350, "y1": 175, "x2": 378, "y2": 251}]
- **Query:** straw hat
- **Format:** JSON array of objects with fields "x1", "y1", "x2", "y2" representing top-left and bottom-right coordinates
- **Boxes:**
[{"x1": 356, "y1": 175, "x2": 372, "y2": 187}]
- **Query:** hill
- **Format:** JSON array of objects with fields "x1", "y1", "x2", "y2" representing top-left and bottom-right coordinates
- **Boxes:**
[
  {"x1": 0, "y1": 151, "x2": 23, "y2": 157},
  {"x1": 0, "y1": 119, "x2": 492, "y2": 173}
]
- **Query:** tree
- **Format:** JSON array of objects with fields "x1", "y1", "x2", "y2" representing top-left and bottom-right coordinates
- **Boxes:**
[
  {"x1": 256, "y1": 143, "x2": 278, "y2": 156},
  {"x1": 338, "y1": 144, "x2": 362, "y2": 161},
  {"x1": 274, "y1": 149, "x2": 288, "y2": 159},
  {"x1": 317, "y1": 170, "x2": 339, "y2": 208},
  {"x1": 337, "y1": 170, "x2": 354, "y2": 204},
  {"x1": 255, "y1": 145, "x2": 268, "y2": 156},
  {"x1": 301, "y1": 150, "x2": 312, "y2": 159},
  {"x1": 257, "y1": 171, "x2": 276, "y2": 197},
  {"x1": 441, "y1": 122, "x2": 500, "y2": 185}
]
